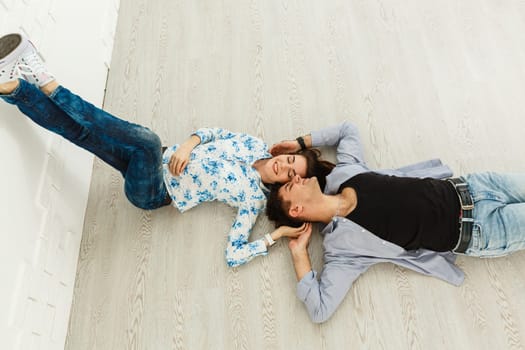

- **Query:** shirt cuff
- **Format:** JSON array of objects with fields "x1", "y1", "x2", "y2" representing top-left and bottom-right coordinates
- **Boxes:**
[
  {"x1": 296, "y1": 270, "x2": 317, "y2": 300},
  {"x1": 193, "y1": 129, "x2": 208, "y2": 143},
  {"x1": 253, "y1": 238, "x2": 268, "y2": 254},
  {"x1": 310, "y1": 130, "x2": 323, "y2": 148}
]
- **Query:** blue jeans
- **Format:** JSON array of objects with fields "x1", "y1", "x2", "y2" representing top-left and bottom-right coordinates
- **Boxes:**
[
  {"x1": 1, "y1": 79, "x2": 168, "y2": 210},
  {"x1": 464, "y1": 172, "x2": 525, "y2": 257}
]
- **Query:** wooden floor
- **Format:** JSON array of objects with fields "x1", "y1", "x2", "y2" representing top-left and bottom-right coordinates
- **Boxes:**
[{"x1": 65, "y1": 1, "x2": 525, "y2": 349}]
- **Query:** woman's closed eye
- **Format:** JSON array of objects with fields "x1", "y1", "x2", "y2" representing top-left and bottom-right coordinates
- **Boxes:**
[{"x1": 287, "y1": 155, "x2": 296, "y2": 178}]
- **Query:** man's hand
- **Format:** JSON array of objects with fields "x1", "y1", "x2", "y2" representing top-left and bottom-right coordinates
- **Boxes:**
[
  {"x1": 287, "y1": 223, "x2": 313, "y2": 281},
  {"x1": 269, "y1": 140, "x2": 301, "y2": 156}
]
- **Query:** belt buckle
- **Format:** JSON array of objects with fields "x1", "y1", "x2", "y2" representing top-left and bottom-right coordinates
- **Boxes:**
[
  {"x1": 449, "y1": 178, "x2": 474, "y2": 211},
  {"x1": 461, "y1": 203, "x2": 474, "y2": 211}
]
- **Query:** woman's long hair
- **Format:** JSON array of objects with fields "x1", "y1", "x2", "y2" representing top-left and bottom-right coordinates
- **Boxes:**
[{"x1": 298, "y1": 148, "x2": 335, "y2": 192}]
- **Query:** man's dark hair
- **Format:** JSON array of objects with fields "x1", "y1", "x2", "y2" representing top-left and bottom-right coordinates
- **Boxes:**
[{"x1": 266, "y1": 183, "x2": 305, "y2": 228}]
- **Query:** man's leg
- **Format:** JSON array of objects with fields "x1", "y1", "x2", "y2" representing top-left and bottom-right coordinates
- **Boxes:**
[{"x1": 464, "y1": 172, "x2": 525, "y2": 257}]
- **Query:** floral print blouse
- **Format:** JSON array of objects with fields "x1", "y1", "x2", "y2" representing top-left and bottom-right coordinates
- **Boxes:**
[{"x1": 162, "y1": 128, "x2": 271, "y2": 267}]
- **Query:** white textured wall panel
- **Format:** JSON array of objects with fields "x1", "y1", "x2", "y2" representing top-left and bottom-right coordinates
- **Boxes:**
[{"x1": 0, "y1": 0, "x2": 121, "y2": 349}]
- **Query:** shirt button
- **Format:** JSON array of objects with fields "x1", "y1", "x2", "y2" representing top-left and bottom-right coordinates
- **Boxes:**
[
  {"x1": 382, "y1": 241, "x2": 386, "y2": 245},
  {"x1": 361, "y1": 229, "x2": 365, "y2": 232}
]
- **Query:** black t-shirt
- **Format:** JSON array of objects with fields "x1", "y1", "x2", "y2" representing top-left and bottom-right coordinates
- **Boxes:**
[{"x1": 339, "y1": 173, "x2": 460, "y2": 251}]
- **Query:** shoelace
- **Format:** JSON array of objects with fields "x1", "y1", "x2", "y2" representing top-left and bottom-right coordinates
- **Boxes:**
[
  {"x1": 17, "y1": 50, "x2": 47, "y2": 76},
  {"x1": 8, "y1": 63, "x2": 21, "y2": 79},
  {"x1": 0, "y1": 58, "x2": 21, "y2": 81}
]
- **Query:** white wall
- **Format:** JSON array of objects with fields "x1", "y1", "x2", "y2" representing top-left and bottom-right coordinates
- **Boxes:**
[{"x1": 0, "y1": 0, "x2": 119, "y2": 349}]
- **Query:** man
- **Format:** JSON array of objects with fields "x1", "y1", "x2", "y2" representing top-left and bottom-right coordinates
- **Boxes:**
[{"x1": 267, "y1": 121, "x2": 525, "y2": 323}]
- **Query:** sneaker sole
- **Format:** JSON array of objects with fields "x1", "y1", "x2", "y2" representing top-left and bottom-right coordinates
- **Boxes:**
[{"x1": 0, "y1": 33, "x2": 22, "y2": 61}]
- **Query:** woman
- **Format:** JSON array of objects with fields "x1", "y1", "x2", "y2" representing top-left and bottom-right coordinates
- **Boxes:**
[{"x1": 0, "y1": 33, "x2": 334, "y2": 267}]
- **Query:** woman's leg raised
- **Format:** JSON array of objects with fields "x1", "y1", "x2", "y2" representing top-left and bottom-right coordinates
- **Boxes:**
[
  {"x1": 46, "y1": 80, "x2": 169, "y2": 210},
  {"x1": 1, "y1": 79, "x2": 130, "y2": 174},
  {"x1": 0, "y1": 33, "x2": 170, "y2": 209}
]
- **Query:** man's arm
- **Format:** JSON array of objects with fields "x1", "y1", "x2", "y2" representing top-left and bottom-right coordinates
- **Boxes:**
[
  {"x1": 269, "y1": 121, "x2": 365, "y2": 166},
  {"x1": 288, "y1": 226, "x2": 313, "y2": 280},
  {"x1": 288, "y1": 226, "x2": 371, "y2": 323},
  {"x1": 296, "y1": 263, "x2": 369, "y2": 323},
  {"x1": 310, "y1": 121, "x2": 365, "y2": 165},
  {"x1": 269, "y1": 135, "x2": 312, "y2": 155}
]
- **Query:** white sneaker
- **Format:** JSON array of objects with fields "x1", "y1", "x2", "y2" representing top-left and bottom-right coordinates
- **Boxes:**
[
  {"x1": 0, "y1": 33, "x2": 29, "y2": 84},
  {"x1": 0, "y1": 33, "x2": 55, "y2": 87},
  {"x1": 17, "y1": 39, "x2": 55, "y2": 87}
]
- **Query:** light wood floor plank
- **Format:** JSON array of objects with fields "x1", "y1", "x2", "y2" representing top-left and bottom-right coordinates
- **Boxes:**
[{"x1": 66, "y1": 1, "x2": 525, "y2": 349}]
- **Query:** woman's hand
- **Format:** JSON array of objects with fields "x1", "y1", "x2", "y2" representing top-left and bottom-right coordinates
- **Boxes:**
[
  {"x1": 269, "y1": 140, "x2": 301, "y2": 156},
  {"x1": 266, "y1": 223, "x2": 311, "y2": 247},
  {"x1": 169, "y1": 146, "x2": 191, "y2": 175},
  {"x1": 169, "y1": 135, "x2": 200, "y2": 176},
  {"x1": 275, "y1": 222, "x2": 311, "y2": 239},
  {"x1": 288, "y1": 223, "x2": 312, "y2": 254}
]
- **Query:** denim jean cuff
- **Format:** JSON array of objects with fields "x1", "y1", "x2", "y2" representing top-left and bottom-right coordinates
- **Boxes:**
[{"x1": 48, "y1": 84, "x2": 64, "y2": 99}]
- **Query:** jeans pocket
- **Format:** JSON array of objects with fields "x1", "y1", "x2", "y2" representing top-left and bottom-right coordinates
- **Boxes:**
[{"x1": 469, "y1": 224, "x2": 483, "y2": 251}]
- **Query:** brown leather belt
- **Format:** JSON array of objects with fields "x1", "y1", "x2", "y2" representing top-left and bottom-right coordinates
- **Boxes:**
[{"x1": 447, "y1": 177, "x2": 474, "y2": 253}]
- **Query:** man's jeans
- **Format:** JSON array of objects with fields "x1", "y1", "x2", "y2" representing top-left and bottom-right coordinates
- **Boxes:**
[
  {"x1": 1, "y1": 79, "x2": 168, "y2": 209},
  {"x1": 464, "y1": 172, "x2": 525, "y2": 257}
]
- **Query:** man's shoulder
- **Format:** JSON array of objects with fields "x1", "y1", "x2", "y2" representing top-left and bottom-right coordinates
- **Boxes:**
[
  {"x1": 321, "y1": 218, "x2": 370, "y2": 242},
  {"x1": 324, "y1": 165, "x2": 369, "y2": 194}
]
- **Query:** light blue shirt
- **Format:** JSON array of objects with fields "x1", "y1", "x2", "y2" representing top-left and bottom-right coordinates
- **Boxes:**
[
  {"x1": 162, "y1": 128, "x2": 271, "y2": 267},
  {"x1": 296, "y1": 121, "x2": 464, "y2": 323}
]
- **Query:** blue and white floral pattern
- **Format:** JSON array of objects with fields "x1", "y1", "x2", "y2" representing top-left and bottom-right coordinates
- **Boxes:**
[{"x1": 162, "y1": 128, "x2": 271, "y2": 267}]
